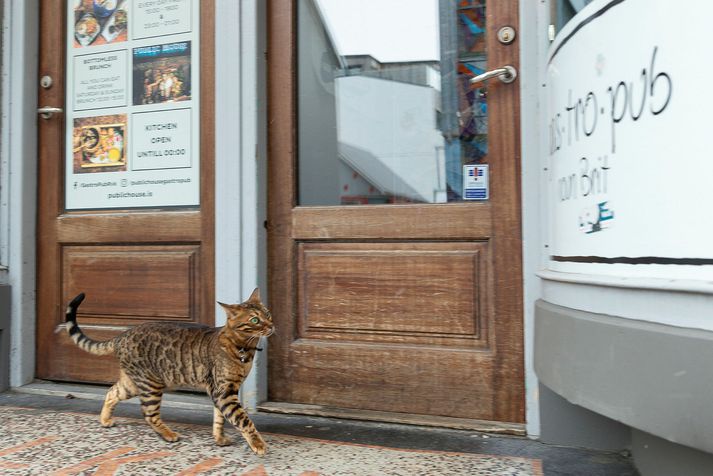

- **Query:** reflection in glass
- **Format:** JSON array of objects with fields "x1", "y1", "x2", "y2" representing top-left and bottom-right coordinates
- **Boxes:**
[
  {"x1": 298, "y1": 0, "x2": 488, "y2": 206},
  {"x1": 551, "y1": 0, "x2": 594, "y2": 34}
]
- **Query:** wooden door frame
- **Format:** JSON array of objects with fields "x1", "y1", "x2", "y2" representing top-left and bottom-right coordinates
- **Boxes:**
[
  {"x1": 36, "y1": 0, "x2": 216, "y2": 379},
  {"x1": 266, "y1": 0, "x2": 297, "y2": 405},
  {"x1": 266, "y1": 0, "x2": 524, "y2": 422}
]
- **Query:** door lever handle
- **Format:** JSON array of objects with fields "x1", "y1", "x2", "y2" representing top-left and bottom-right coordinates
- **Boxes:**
[
  {"x1": 37, "y1": 106, "x2": 63, "y2": 119},
  {"x1": 469, "y1": 65, "x2": 517, "y2": 86}
]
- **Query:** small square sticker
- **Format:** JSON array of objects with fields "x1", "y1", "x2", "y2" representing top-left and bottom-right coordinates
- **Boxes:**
[{"x1": 463, "y1": 164, "x2": 489, "y2": 200}]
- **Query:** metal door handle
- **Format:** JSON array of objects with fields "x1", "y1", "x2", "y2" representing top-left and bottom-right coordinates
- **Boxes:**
[
  {"x1": 469, "y1": 65, "x2": 517, "y2": 86},
  {"x1": 37, "y1": 106, "x2": 63, "y2": 119}
]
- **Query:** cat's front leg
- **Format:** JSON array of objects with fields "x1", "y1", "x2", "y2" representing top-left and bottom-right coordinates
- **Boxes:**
[{"x1": 211, "y1": 391, "x2": 266, "y2": 455}]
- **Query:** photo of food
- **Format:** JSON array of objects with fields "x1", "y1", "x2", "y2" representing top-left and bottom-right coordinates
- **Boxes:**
[
  {"x1": 72, "y1": 114, "x2": 127, "y2": 173},
  {"x1": 74, "y1": 0, "x2": 128, "y2": 48},
  {"x1": 133, "y1": 42, "x2": 192, "y2": 105}
]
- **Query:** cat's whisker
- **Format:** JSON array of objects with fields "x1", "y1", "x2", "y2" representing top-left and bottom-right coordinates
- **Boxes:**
[{"x1": 246, "y1": 335, "x2": 263, "y2": 349}]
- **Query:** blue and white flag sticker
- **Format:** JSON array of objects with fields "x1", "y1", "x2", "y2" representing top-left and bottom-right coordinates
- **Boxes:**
[{"x1": 463, "y1": 164, "x2": 489, "y2": 200}]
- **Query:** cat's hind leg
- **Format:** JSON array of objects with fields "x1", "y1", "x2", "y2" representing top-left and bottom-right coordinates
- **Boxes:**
[
  {"x1": 100, "y1": 370, "x2": 139, "y2": 428},
  {"x1": 212, "y1": 406, "x2": 232, "y2": 446},
  {"x1": 138, "y1": 390, "x2": 180, "y2": 442}
]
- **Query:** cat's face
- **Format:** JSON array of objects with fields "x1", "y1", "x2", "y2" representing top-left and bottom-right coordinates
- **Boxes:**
[{"x1": 218, "y1": 288, "x2": 274, "y2": 337}]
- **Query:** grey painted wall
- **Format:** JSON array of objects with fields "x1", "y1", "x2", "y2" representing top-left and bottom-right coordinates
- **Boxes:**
[
  {"x1": 538, "y1": 382, "x2": 630, "y2": 451},
  {"x1": 632, "y1": 429, "x2": 713, "y2": 476},
  {"x1": 535, "y1": 299, "x2": 713, "y2": 455}
]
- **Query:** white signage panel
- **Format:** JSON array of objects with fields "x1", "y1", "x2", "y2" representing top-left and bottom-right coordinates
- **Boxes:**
[
  {"x1": 73, "y1": 50, "x2": 128, "y2": 111},
  {"x1": 65, "y1": 0, "x2": 200, "y2": 210},
  {"x1": 547, "y1": 0, "x2": 713, "y2": 280},
  {"x1": 132, "y1": 108, "x2": 192, "y2": 170},
  {"x1": 134, "y1": 0, "x2": 192, "y2": 39}
]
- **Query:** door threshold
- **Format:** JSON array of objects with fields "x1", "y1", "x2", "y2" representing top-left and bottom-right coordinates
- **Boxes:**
[
  {"x1": 258, "y1": 401, "x2": 526, "y2": 436},
  {"x1": 14, "y1": 380, "x2": 213, "y2": 411}
]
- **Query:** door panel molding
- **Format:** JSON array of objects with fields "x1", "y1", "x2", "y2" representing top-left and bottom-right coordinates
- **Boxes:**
[
  {"x1": 297, "y1": 241, "x2": 489, "y2": 348},
  {"x1": 62, "y1": 245, "x2": 201, "y2": 321}
]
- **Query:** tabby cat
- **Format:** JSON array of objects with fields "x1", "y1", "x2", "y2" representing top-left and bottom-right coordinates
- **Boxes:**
[{"x1": 64, "y1": 288, "x2": 274, "y2": 455}]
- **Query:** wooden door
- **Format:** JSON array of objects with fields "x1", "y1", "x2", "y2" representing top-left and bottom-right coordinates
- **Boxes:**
[
  {"x1": 267, "y1": 0, "x2": 524, "y2": 425},
  {"x1": 36, "y1": 1, "x2": 214, "y2": 383}
]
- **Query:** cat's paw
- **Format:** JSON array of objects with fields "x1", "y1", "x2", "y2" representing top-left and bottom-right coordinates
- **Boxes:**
[
  {"x1": 214, "y1": 435, "x2": 232, "y2": 446},
  {"x1": 160, "y1": 429, "x2": 181, "y2": 443},
  {"x1": 100, "y1": 418, "x2": 115, "y2": 428},
  {"x1": 247, "y1": 434, "x2": 267, "y2": 456}
]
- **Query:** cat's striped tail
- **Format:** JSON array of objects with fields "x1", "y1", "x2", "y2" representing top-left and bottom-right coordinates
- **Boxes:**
[{"x1": 65, "y1": 293, "x2": 116, "y2": 356}]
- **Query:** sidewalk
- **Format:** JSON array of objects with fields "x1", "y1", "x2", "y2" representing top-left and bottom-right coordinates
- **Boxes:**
[{"x1": 0, "y1": 387, "x2": 637, "y2": 475}]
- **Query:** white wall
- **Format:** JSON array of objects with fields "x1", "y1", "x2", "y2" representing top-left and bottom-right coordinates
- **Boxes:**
[
  {"x1": 540, "y1": 0, "x2": 713, "y2": 334},
  {"x1": 0, "y1": 0, "x2": 7, "y2": 281},
  {"x1": 520, "y1": 0, "x2": 552, "y2": 438},
  {"x1": 4, "y1": 0, "x2": 38, "y2": 387},
  {"x1": 214, "y1": 0, "x2": 268, "y2": 410}
]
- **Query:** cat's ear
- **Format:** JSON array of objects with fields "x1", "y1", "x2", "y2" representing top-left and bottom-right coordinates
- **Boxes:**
[
  {"x1": 247, "y1": 288, "x2": 261, "y2": 304},
  {"x1": 217, "y1": 301, "x2": 231, "y2": 311}
]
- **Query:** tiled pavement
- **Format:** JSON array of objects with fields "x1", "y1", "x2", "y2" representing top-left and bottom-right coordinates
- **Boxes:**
[{"x1": 0, "y1": 388, "x2": 638, "y2": 475}]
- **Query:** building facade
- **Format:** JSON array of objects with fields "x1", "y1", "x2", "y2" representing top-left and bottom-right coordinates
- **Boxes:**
[{"x1": 0, "y1": 1, "x2": 711, "y2": 474}]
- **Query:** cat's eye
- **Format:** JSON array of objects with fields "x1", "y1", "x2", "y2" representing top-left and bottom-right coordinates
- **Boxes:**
[{"x1": 250, "y1": 317, "x2": 260, "y2": 324}]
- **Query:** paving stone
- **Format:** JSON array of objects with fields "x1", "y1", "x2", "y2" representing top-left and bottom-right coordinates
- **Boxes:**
[{"x1": 0, "y1": 390, "x2": 638, "y2": 475}]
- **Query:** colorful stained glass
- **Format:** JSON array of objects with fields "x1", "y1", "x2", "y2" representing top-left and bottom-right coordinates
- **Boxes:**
[
  {"x1": 457, "y1": 60, "x2": 488, "y2": 164},
  {"x1": 457, "y1": 1, "x2": 486, "y2": 56},
  {"x1": 454, "y1": 0, "x2": 488, "y2": 199}
]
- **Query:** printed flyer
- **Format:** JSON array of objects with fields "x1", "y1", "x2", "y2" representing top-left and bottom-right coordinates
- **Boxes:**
[
  {"x1": 132, "y1": 108, "x2": 191, "y2": 170},
  {"x1": 134, "y1": 0, "x2": 192, "y2": 39},
  {"x1": 73, "y1": 50, "x2": 128, "y2": 111},
  {"x1": 65, "y1": 0, "x2": 200, "y2": 210}
]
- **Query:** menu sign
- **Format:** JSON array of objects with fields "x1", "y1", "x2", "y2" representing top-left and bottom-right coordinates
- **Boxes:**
[
  {"x1": 65, "y1": 0, "x2": 200, "y2": 210},
  {"x1": 73, "y1": 50, "x2": 128, "y2": 110},
  {"x1": 134, "y1": 0, "x2": 192, "y2": 39},
  {"x1": 132, "y1": 108, "x2": 191, "y2": 170}
]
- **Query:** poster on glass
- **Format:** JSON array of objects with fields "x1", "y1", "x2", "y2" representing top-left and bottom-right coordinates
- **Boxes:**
[
  {"x1": 133, "y1": 42, "x2": 192, "y2": 105},
  {"x1": 73, "y1": 0, "x2": 129, "y2": 48},
  {"x1": 72, "y1": 114, "x2": 128, "y2": 173}
]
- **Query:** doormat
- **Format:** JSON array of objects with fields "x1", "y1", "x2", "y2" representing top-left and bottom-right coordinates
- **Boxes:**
[{"x1": 0, "y1": 406, "x2": 542, "y2": 475}]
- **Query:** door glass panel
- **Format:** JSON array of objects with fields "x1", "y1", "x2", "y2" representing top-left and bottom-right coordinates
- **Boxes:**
[{"x1": 298, "y1": 0, "x2": 487, "y2": 206}]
